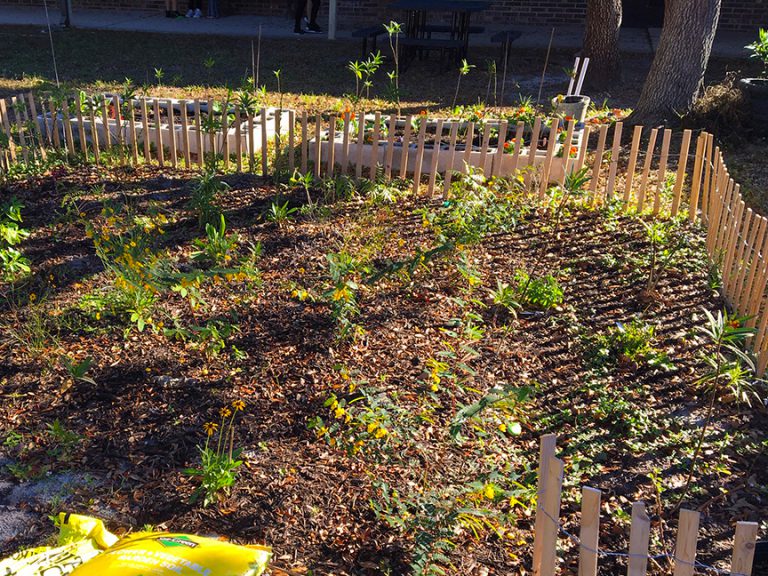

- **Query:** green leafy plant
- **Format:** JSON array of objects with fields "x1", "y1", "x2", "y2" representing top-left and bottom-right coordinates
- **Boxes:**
[
  {"x1": 60, "y1": 355, "x2": 96, "y2": 386},
  {"x1": 185, "y1": 400, "x2": 245, "y2": 507},
  {"x1": 547, "y1": 167, "x2": 591, "y2": 236},
  {"x1": 384, "y1": 21, "x2": 403, "y2": 114},
  {"x1": 266, "y1": 199, "x2": 298, "y2": 226},
  {"x1": 0, "y1": 197, "x2": 31, "y2": 279},
  {"x1": 348, "y1": 51, "x2": 384, "y2": 101},
  {"x1": 746, "y1": 28, "x2": 768, "y2": 75},
  {"x1": 325, "y1": 251, "x2": 364, "y2": 340},
  {"x1": 189, "y1": 170, "x2": 230, "y2": 229},
  {"x1": 586, "y1": 319, "x2": 673, "y2": 370},
  {"x1": 675, "y1": 310, "x2": 763, "y2": 508},
  {"x1": 191, "y1": 214, "x2": 239, "y2": 267},
  {"x1": 452, "y1": 59, "x2": 475, "y2": 109},
  {"x1": 512, "y1": 269, "x2": 564, "y2": 310},
  {"x1": 641, "y1": 219, "x2": 690, "y2": 294}
]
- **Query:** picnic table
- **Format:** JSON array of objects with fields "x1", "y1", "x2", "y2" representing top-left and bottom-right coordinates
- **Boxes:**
[{"x1": 389, "y1": 0, "x2": 490, "y2": 61}]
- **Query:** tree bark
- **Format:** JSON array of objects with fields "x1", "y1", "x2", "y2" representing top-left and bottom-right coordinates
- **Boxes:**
[
  {"x1": 628, "y1": 0, "x2": 721, "y2": 126},
  {"x1": 582, "y1": 0, "x2": 622, "y2": 89}
]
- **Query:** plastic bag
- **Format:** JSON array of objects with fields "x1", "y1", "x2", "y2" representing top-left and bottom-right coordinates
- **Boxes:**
[
  {"x1": 70, "y1": 531, "x2": 272, "y2": 576},
  {"x1": 0, "y1": 512, "x2": 118, "y2": 575}
]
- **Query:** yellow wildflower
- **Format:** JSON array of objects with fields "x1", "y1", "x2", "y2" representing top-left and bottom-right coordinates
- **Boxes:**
[
  {"x1": 367, "y1": 422, "x2": 378, "y2": 434},
  {"x1": 374, "y1": 427, "x2": 388, "y2": 439},
  {"x1": 334, "y1": 406, "x2": 345, "y2": 419},
  {"x1": 484, "y1": 484, "x2": 496, "y2": 500},
  {"x1": 29, "y1": 293, "x2": 37, "y2": 302},
  {"x1": 219, "y1": 407, "x2": 232, "y2": 418},
  {"x1": 232, "y1": 399, "x2": 246, "y2": 411},
  {"x1": 203, "y1": 422, "x2": 218, "y2": 436}
]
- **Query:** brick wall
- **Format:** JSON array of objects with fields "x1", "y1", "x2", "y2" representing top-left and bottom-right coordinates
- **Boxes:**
[{"x1": 2, "y1": 0, "x2": 766, "y2": 32}]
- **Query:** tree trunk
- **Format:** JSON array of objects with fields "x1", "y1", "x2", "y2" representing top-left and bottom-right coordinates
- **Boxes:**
[
  {"x1": 628, "y1": 0, "x2": 721, "y2": 126},
  {"x1": 582, "y1": 0, "x2": 622, "y2": 89}
]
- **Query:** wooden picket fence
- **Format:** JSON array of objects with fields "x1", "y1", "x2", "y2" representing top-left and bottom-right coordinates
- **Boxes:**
[
  {"x1": 1, "y1": 92, "x2": 767, "y2": 372},
  {"x1": 531, "y1": 434, "x2": 759, "y2": 576}
]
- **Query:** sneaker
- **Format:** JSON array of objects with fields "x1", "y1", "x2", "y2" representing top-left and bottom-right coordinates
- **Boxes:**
[
  {"x1": 307, "y1": 22, "x2": 322, "y2": 33},
  {"x1": 193, "y1": 8, "x2": 202, "y2": 17},
  {"x1": 185, "y1": 9, "x2": 193, "y2": 17},
  {"x1": 294, "y1": 27, "x2": 306, "y2": 34}
]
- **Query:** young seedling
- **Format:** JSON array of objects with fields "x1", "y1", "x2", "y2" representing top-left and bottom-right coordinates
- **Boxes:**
[{"x1": 452, "y1": 59, "x2": 475, "y2": 109}]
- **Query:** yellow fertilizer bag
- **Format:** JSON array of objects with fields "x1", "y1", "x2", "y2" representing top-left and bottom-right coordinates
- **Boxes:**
[
  {"x1": 0, "y1": 513, "x2": 118, "y2": 575},
  {"x1": 70, "y1": 532, "x2": 272, "y2": 576}
]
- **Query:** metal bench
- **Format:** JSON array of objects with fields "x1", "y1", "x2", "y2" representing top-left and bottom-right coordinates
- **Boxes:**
[
  {"x1": 490, "y1": 30, "x2": 523, "y2": 65},
  {"x1": 422, "y1": 23, "x2": 485, "y2": 38},
  {"x1": 351, "y1": 25, "x2": 388, "y2": 58}
]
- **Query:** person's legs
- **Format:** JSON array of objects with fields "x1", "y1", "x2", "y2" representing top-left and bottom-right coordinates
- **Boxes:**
[
  {"x1": 309, "y1": 0, "x2": 320, "y2": 26},
  {"x1": 294, "y1": 0, "x2": 307, "y2": 32},
  {"x1": 306, "y1": 0, "x2": 321, "y2": 32}
]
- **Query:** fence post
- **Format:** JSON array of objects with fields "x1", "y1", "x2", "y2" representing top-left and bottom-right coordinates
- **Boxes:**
[
  {"x1": 532, "y1": 434, "x2": 557, "y2": 575},
  {"x1": 579, "y1": 486, "x2": 601, "y2": 576},
  {"x1": 672, "y1": 509, "x2": 700, "y2": 576},
  {"x1": 412, "y1": 119, "x2": 427, "y2": 195},
  {"x1": 538, "y1": 455, "x2": 564, "y2": 576},
  {"x1": 604, "y1": 121, "x2": 622, "y2": 199},
  {"x1": 427, "y1": 119, "x2": 444, "y2": 196},
  {"x1": 588, "y1": 123, "x2": 608, "y2": 205},
  {"x1": 538, "y1": 119, "x2": 559, "y2": 200},
  {"x1": 731, "y1": 521, "x2": 758, "y2": 576},
  {"x1": 623, "y1": 125, "x2": 643, "y2": 207},
  {"x1": 627, "y1": 501, "x2": 651, "y2": 576},
  {"x1": 671, "y1": 129, "x2": 692, "y2": 217},
  {"x1": 653, "y1": 128, "x2": 671, "y2": 216},
  {"x1": 636, "y1": 127, "x2": 658, "y2": 213}
]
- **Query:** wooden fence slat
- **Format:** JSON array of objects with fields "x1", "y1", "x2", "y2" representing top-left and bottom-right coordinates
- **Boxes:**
[
  {"x1": 588, "y1": 123, "x2": 609, "y2": 204},
  {"x1": 220, "y1": 101, "x2": 229, "y2": 171},
  {"x1": 154, "y1": 99, "x2": 164, "y2": 167},
  {"x1": 128, "y1": 99, "x2": 139, "y2": 165},
  {"x1": 671, "y1": 129, "x2": 692, "y2": 216},
  {"x1": 140, "y1": 98, "x2": 151, "y2": 163},
  {"x1": 623, "y1": 125, "x2": 643, "y2": 206},
  {"x1": 627, "y1": 502, "x2": 651, "y2": 576},
  {"x1": 729, "y1": 208, "x2": 756, "y2": 307},
  {"x1": 706, "y1": 141, "x2": 721, "y2": 231},
  {"x1": 702, "y1": 133, "x2": 714, "y2": 223},
  {"x1": 706, "y1": 151, "x2": 724, "y2": 253},
  {"x1": 89, "y1": 104, "x2": 100, "y2": 165},
  {"x1": 197, "y1": 100, "x2": 206, "y2": 168},
  {"x1": 399, "y1": 114, "x2": 413, "y2": 179},
  {"x1": 558, "y1": 118, "x2": 575, "y2": 186},
  {"x1": 300, "y1": 110, "x2": 308, "y2": 174},
  {"x1": 531, "y1": 434, "x2": 557, "y2": 575},
  {"x1": 578, "y1": 487, "x2": 601, "y2": 576},
  {"x1": 722, "y1": 200, "x2": 747, "y2": 296},
  {"x1": 461, "y1": 122, "x2": 475, "y2": 176},
  {"x1": 340, "y1": 111, "x2": 351, "y2": 175},
  {"x1": 384, "y1": 114, "x2": 396, "y2": 180},
  {"x1": 538, "y1": 119, "x2": 559, "y2": 199},
  {"x1": 746, "y1": 235, "x2": 768, "y2": 332},
  {"x1": 261, "y1": 107, "x2": 268, "y2": 176},
  {"x1": 47, "y1": 99, "x2": 61, "y2": 151},
  {"x1": 653, "y1": 128, "x2": 672, "y2": 215},
  {"x1": 737, "y1": 216, "x2": 767, "y2": 314},
  {"x1": 636, "y1": 127, "x2": 659, "y2": 212},
  {"x1": 478, "y1": 122, "x2": 492, "y2": 176},
  {"x1": 246, "y1": 106, "x2": 255, "y2": 172},
  {"x1": 355, "y1": 111, "x2": 365, "y2": 180},
  {"x1": 98, "y1": 96, "x2": 111, "y2": 151},
  {"x1": 112, "y1": 94, "x2": 124, "y2": 164},
  {"x1": 524, "y1": 117, "x2": 542, "y2": 189},
  {"x1": 369, "y1": 112, "x2": 380, "y2": 175},
  {"x1": 274, "y1": 108, "x2": 282, "y2": 172},
  {"x1": 603, "y1": 121, "x2": 622, "y2": 198},
  {"x1": 731, "y1": 522, "x2": 758, "y2": 576},
  {"x1": 61, "y1": 98, "x2": 75, "y2": 156},
  {"x1": 316, "y1": 115, "x2": 323, "y2": 179},
  {"x1": 0, "y1": 99, "x2": 14, "y2": 162},
  {"x1": 181, "y1": 101, "x2": 192, "y2": 169},
  {"x1": 510, "y1": 121, "x2": 524, "y2": 174},
  {"x1": 715, "y1": 180, "x2": 737, "y2": 256},
  {"x1": 492, "y1": 120, "x2": 507, "y2": 177},
  {"x1": 288, "y1": 109, "x2": 295, "y2": 174},
  {"x1": 327, "y1": 114, "x2": 337, "y2": 176},
  {"x1": 673, "y1": 509, "x2": 700, "y2": 576},
  {"x1": 427, "y1": 119, "x2": 444, "y2": 196},
  {"x1": 538, "y1": 455, "x2": 564, "y2": 576},
  {"x1": 13, "y1": 96, "x2": 29, "y2": 162},
  {"x1": 443, "y1": 122, "x2": 459, "y2": 197},
  {"x1": 72, "y1": 95, "x2": 86, "y2": 159},
  {"x1": 412, "y1": 119, "x2": 427, "y2": 195},
  {"x1": 27, "y1": 93, "x2": 46, "y2": 159},
  {"x1": 574, "y1": 124, "x2": 591, "y2": 173}
]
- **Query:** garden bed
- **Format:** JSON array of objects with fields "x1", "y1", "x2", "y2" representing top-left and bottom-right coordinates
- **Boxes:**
[{"x1": 0, "y1": 165, "x2": 765, "y2": 575}]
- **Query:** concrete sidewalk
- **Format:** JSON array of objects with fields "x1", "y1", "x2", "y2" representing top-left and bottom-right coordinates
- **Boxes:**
[{"x1": 0, "y1": 5, "x2": 754, "y2": 58}]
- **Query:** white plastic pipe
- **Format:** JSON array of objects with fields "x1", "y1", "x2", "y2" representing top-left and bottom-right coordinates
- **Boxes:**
[
  {"x1": 567, "y1": 57, "x2": 579, "y2": 96},
  {"x1": 575, "y1": 57, "x2": 589, "y2": 96}
]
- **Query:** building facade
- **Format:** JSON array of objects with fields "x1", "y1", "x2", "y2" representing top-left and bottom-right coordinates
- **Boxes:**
[{"x1": 1, "y1": 0, "x2": 766, "y2": 32}]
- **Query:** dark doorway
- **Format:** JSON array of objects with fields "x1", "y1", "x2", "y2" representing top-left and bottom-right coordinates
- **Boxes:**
[{"x1": 623, "y1": 0, "x2": 664, "y2": 28}]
